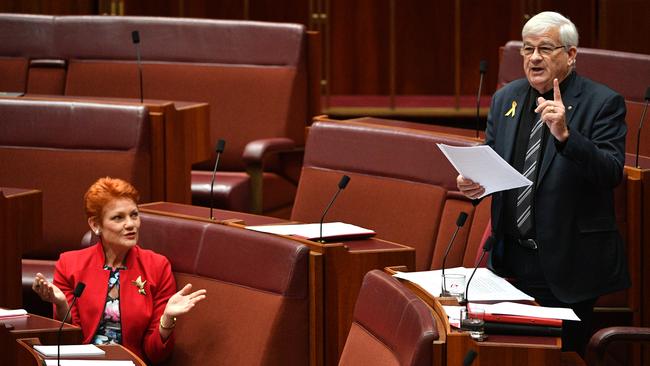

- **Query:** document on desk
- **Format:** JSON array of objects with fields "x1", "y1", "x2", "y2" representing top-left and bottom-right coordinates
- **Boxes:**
[
  {"x1": 393, "y1": 267, "x2": 534, "y2": 301},
  {"x1": 44, "y1": 361, "x2": 135, "y2": 366},
  {"x1": 0, "y1": 308, "x2": 28, "y2": 318},
  {"x1": 34, "y1": 344, "x2": 105, "y2": 357},
  {"x1": 437, "y1": 144, "x2": 532, "y2": 198},
  {"x1": 245, "y1": 222, "x2": 375, "y2": 241}
]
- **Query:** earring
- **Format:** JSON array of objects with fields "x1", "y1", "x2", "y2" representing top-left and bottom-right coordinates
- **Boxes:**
[{"x1": 94, "y1": 230, "x2": 101, "y2": 236}]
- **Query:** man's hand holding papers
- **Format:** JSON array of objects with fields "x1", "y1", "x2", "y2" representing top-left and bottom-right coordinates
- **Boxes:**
[{"x1": 437, "y1": 144, "x2": 532, "y2": 198}]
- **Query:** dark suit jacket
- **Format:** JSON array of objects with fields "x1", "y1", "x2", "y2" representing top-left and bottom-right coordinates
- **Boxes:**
[
  {"x1": 54, "y1": 243, "x2": 176, "y2": 364},
  {"x1": 486, "y1": 73, "x2": 630, "y2": 303}
]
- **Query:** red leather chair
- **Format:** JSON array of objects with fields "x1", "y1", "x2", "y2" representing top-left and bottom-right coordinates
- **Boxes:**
[
  {"x1": 291, "y1": 118, "x2": 489, "y2": 271},
  {"x1": 339, "y1": 270, "x2": 438, "y2": 366},
  {"x1": 138, "y1": 211, "x2": 310, "y2": 366},
  {"x1": 0, "y1": 99, "x2": 153, "y2": 315}
]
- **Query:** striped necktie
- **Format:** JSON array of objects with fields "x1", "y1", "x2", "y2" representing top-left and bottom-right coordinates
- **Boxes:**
[{"x1": 515, "y1": 115, "x2": 544, "y2": 236}]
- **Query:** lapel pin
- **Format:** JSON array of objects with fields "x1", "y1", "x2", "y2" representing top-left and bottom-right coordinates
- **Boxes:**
[
  {"x1": 567, "y1": 105, "x2": 573, "y2": 110},
  {"x1": 505, "y1": 100, "x2": 517, "y2": 117},
  {"x1": 132, "y1": 275, "x2": 147, "y2": 295}
]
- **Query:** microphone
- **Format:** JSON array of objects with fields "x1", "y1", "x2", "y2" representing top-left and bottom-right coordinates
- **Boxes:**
[
  {"x1": 460, "y1": 236, "x2": 496, "y2": 306},
  {"x1": 318, "y1": 175, "x2": 351, "y2": 243},
  {"x1": 475, "y1": 60, "x2": 488, "y2": 138},
  {"x1": 634, "y1": 86, "x2": 650, "y2": 168},
  {"x1": 441, "y1": 212, "x2": 468, "y2": 296},
  {"x1": 209, "y1": 139, "x2": 226, "y2": 220},
  {"x1": 131, "y1": 30, "x2": 144, "y2": 103},
  {"x1": 57, "y1": 282, "x2": 86, "y2": 366},
  {"x1": 463, "y1": 349, "x2": 478, "y2": 366}
]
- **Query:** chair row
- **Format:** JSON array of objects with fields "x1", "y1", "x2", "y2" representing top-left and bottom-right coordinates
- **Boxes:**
[{"x1": 0, "y1": 13, "x2": 321, "y2": 216}]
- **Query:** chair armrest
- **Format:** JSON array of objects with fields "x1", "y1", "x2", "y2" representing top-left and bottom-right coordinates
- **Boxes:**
[
  {"x1": 586, "y1": 326, "x2": 650, "y2": 366},
  {"x1": 242, "y1": 137, "x2": 297, "y2": 165},
  {"x1": 243, "y1": 138, "x2": 300, "y2": 214}
]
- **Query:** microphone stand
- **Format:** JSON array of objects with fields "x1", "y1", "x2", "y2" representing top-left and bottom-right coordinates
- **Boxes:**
[
  {"x1": 318, "y1": 175, "x2": 350, "y2": 243},
  {"x1": 57, "y1": 282, "x2": 85, "y2": 366},
  {"x1": 209, "y1": 139, "x2": 226, "y2": 220},
  {"x1": 475, "y1": 60, "x2": 487, "y2": 139},
  {"x1": 131, "y1": 31, "x2": 144, "y2": 104},
  {"x1": 634, "y1": 87, "x2": 650, "y2": 168},
  {"x1": 440, "y1": 212, "x2": 468, "y2": 296}
]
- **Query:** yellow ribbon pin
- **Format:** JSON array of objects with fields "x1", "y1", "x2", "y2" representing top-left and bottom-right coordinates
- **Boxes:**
[{"x1": 505, "y1": 100, "x2": 517, "y2": 117}]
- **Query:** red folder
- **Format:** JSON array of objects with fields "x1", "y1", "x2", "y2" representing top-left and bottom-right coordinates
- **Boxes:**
[
  {"x1": 482, "y1": 313, "x2": 562, "y2": 327},
  {"x1": 468, "y1": 303, "x2": 563, "y2": 327}
]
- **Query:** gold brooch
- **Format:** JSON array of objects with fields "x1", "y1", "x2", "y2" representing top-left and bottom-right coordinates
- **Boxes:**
[
  {"x1": 505, "y1": 100, "x2": 517, "y2": 117},
  {"x1": 132, "y1": 276, "x2": 147, "y2": 295}
]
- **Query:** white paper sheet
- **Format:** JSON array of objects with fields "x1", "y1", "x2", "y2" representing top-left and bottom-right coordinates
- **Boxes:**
[
  {"x1": 437, "y1": 144, "x2": 532, "y2": 198},
  {"x1": 34, "y1": 344, "x2": 105, "y2": 357},
  {"x1": 245, "y1": 222, "x2": 375, "y2": 240},
  {"x1": 44, "y1": 361, "x2": 135, "y2": 366},
  {"x1": 469, "y1": 301, "x2": 580, "y2": 321},
  {"x1": 0, "y1": 308, "x2": 28, "y2": 318},
  {"x1": 393, "y1": 267, "x2": 534, "y2": 302}
]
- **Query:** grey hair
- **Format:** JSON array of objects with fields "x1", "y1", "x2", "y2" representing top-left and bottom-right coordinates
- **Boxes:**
[{"x1": 522, "y1": 11, "x2": 579, "y2": 47}]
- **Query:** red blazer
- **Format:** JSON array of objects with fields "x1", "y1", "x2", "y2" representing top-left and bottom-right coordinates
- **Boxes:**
[{"x1": 54, "y1": 243, "x2": 176, "y2": 364}]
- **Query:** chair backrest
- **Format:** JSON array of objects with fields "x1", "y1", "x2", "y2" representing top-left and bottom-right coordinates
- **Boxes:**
[
  {"x1": 0, "y1": 99, "x2": 151, "y2": 259},
  {"x1": 339, "y1": 270, "x2": 437, "y2": 366},
  {"x1": 291, "y1": 119, "x2": 486, "y2": 271},
  {"x1": 0, "y1": 14, "x2": 54, "y2": 93},
  {"x1": 498, "y1": 41, "x2": 650, "y2": 102},
  {"x1": 138, "y1": 212, "x2": 310, "y2": 366}
]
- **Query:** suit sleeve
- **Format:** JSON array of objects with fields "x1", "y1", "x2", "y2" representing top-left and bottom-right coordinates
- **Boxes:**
[
  {"x1": 52, "y1": 253, "x2": 80, "y2": 324},
  {"x1": 559, "y1": 92, "x2": 626, "y2": 188},
  {"x1": 142, "y1": 257, "x2": 176, "y2": 364}
]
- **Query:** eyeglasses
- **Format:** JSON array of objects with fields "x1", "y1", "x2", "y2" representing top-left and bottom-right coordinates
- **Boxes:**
[{"x1": 520, "y1": 45, "x2": 566, "y2": 57}]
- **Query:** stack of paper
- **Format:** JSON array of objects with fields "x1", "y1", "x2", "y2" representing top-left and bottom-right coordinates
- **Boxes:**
[
  {"x1": 245, "y1": 222, "x2": 376, "y2": 241},
  {"x1": 44, "y1": 361, "x2": 135, "y2": 366},
  {"x1": 34, "y1": 344, "x2": 106, "y2": 357},
  {"x1": 393, "y1": 267, "x2": 534, "y2": 301},
  {"x1": 0, "y1": 308, "x2": 28, "y2": 319}
]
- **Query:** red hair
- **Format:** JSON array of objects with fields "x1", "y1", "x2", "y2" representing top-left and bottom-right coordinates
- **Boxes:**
[{"x1": 84, "y1": 177, "x2": 139, "y2": 219}]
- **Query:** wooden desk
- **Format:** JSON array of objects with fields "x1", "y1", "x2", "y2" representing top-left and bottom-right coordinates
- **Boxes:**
[
  {"x1": 0, "y1": 188, "x2": 42, "y2": 308},
  {"x1": 1, "y1": 95, "x2": 211, "y2": 204},
  {"x1": 0, "y1": 313, "x2": 82, "y2": 365},
  {"x1": 139, "y1": 202, "x2": 416, "y2": 366},
  {"x1": 16, "y1": 337, "x2": 146, "y2": 366}
]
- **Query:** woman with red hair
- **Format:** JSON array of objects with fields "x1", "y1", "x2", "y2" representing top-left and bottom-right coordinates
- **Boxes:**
[{"x1": 32, "y1": 177, "x2": 206, "y2": 364}]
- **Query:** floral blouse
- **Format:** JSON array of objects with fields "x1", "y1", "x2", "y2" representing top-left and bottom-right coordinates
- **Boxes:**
[{"x1": 92, "y1": 265, "x2": 126, "y2": 345}]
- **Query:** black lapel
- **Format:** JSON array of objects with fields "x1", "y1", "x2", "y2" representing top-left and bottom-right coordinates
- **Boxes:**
[{"x1": 502, "y1": 84, "x2": 530, "y2": 163}]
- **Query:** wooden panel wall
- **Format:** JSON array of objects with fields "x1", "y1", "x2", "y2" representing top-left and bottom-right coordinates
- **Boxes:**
[{"x1": 2, "y1": 0, "x2": 649, "y2": 98}]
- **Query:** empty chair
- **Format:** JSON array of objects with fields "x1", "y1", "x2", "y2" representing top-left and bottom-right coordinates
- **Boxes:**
[
  {"x1": 339, "y1": 270, "x2": 437, "y2": 366},
  {"x1": 291, "y1": 119, "x2": 487, "y2": 271}
]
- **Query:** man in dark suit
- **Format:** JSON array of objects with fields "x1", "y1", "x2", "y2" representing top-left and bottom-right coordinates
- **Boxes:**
[{"x1": 456, "y1": 11, "x2": 630, "y2": 355}]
